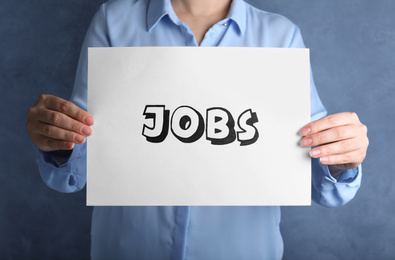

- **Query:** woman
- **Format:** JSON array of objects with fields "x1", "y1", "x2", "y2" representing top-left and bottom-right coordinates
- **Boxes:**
[{"x1": 26, "y1": 0, "x2": 368, "y2": 259}]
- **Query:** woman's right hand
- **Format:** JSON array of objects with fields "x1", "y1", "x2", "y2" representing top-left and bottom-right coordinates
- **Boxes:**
[{"x1": 26, "y1": 94, "x2": 94, "y2": 152}]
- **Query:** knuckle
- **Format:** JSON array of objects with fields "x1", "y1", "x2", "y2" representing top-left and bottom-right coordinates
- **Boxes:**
[
  {"x1": 59, "y1": 100, "x2": 71, "y2": 113},
  {"x1": 365, "y1": 137, "x2": 370, "y2": 148},
  {"x1": 315, "y1": 133, "x2": 324, "y2": 144},
  {"x1": 50, "y1": 112, "x2": 61, "y2": 125},
  {"x1": 360, "y1": 124, "x2": 368, "y2": 134},
  {"x1": 349, "y1": 112, "x2": 359, "y2": 121},
  {"x1": 43, "y1": 138, "x2": 53, "y2": 148},
  {"x1": 43, "y1": 125, "x2": 53, "y2": 136},
  {"x1": 341, "y1": 141, "x2": 351, "y2": 152},
  {"x1": 75, "y1": 110, "x2": 84, "y2": 121},
  {"x1": 327, "y1": 114, "x2": 337, "y2": 126},
  {"x1": 341, "y1": 154, "x2": 352, "y2": 164},
  {"x1": 27, "y1": 107, "x2": 36, "y2": 116},
  {"x1": 65, "y1": 131, "x2": 74, "y2": 142},
  {"x1": 71, "y1": 121, "x2": 80, "y2": 132},
  {"x1": 38, "y1": 94, "x2": 47, "y2": 103},
  {"x1": 322, "y1": 145, "x2": 330, "y2": 156},
  {"x1": 309, "y1": 122, "x2": 318, "y2": 133},
  {"x1": 335, "y1": 128, "x2": 345, "y2": 139}
]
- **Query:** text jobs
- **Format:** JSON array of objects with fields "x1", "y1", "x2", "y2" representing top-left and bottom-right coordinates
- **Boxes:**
[{"x1": 142, "y1": 105, "x2": 259, "y2": 146}]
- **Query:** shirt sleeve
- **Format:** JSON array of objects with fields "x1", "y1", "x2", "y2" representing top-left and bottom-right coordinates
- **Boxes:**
[
  {"x1": 36, "y1": 4, "x2": 110, "y2": 193},
  {"x1": 289, "y1": 25, "x2": 362, "y2": 207}
]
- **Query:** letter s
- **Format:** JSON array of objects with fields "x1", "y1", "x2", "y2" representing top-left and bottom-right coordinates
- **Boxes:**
[{"x1": 237, "y1": 109, "x2": 259, "y2": 146}]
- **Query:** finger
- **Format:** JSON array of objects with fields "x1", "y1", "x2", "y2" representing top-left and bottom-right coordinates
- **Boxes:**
[
  {"x1": 35, "y1": 121, "x2": 87, "y2": 144},
  {"x1": 35, "y1": 136, "x2": 75, "y2": 152},
  {"x1": 318, "y1": 150, "x2": 365, "y2": 167},
  {"x1": 309, "y1": 138, "x2": 360, "y2": 158},
  {"x1": 300, "y1": 125, "x2": 357, "y2": 147},
  {"x1": 40, "y1": 94, "x2": 94, "y2": 126},
  {"x1": 300, "y1": 112, "x2": 359, "y2": 136},
  {"x1": 35, "y1": 108, "x2": 92, "y2": 137}
]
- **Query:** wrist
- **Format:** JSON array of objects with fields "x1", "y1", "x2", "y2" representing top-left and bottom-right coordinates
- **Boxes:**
[{"x1": 328, "y1": 165, "x2": 345, "y2": 178}]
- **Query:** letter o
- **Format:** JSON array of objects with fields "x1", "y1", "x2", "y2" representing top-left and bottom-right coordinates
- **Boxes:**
[{"x1": 171, "y1": 106, "x2": 204, "y2": 143}]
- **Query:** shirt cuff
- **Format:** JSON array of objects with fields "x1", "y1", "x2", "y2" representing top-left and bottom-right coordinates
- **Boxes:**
[
  {"x1": 317, "y1": 159, "x2": 361, "y2": 184},
  {"x1": 39, "y1": 145, "x2": 83, "y2": 167},
  {"x1": 312, "y1": 157, "x2": 362, "y2": 207},
  {"x1": 36, "y1": 143, "x2": 86, "y2": 193}
]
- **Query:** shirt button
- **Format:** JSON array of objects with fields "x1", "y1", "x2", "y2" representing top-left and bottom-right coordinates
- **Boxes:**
[{"x1": 223, "y1": 23, "x2": 228, "y2": 26}]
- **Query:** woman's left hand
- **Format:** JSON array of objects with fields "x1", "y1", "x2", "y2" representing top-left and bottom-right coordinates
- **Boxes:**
[{"x1": 300, "y1": 112, "x2": 369, "y2": 175}]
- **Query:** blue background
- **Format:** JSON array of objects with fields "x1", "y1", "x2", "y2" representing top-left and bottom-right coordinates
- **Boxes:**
[{"x1": 1, "y1": 0, "x2": 394, "y2": 259}]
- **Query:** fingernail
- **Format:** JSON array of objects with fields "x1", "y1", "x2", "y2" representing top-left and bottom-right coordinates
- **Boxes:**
[
  {"x1": 65, "y1": 142, "x2": 74, "y2": 149},
  {"x1": 84, "y1": 116, "x2": 94, "y2": 126},
  {"x1": 310, "y1": 149, "x2": 321, "y2": 157},
  {"x1": 301, "y1": 138, "x2": 312, "y2": 147},
  {"x1": 75, "y1": 135, "x2": 85, "y2": 143},
  {"x1": 82, "y1": 126, "x2": 92, "y2": 136},
  {"x1": 320, "y1": 157, "x2": 329, "y2": 163},
  {"x1": 299, "y1": 127, "x2": 311, "y2": 136}
]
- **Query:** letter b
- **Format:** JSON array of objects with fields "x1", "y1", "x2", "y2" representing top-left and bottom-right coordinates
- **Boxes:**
[{"x1": 206, "y1": 107, "x2": 236, "y2": 145}]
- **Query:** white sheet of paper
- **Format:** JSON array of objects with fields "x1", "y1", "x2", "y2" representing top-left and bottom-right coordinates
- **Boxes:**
[{"x1": 87, "y1": 47, "x2": 311, "y2": 206}]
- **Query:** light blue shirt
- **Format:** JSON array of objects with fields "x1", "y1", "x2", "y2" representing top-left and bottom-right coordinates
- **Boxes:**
[{"x1": 36, "y1": 0, "x2": 362, "y2": 259}]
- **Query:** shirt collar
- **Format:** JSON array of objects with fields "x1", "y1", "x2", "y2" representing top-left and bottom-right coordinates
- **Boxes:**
[
  {"x1": 147, "y1": 0, "x2": 247, "y2": 36},
  {"x1": 226, "y1": 0, "x2": 247, "y2": 36},
  {"x1": 146, "y1": 0, "x2": 170, "y2": 32}
]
